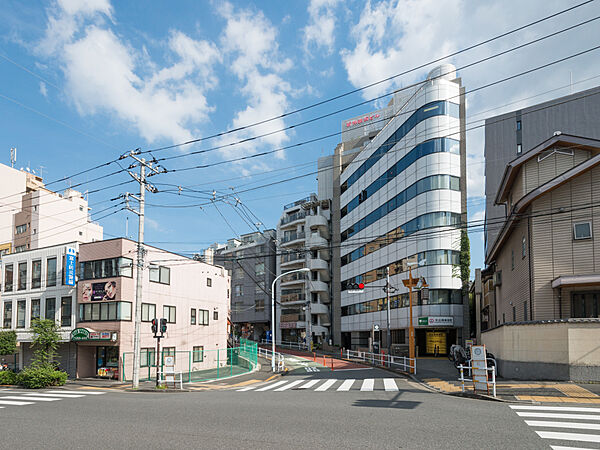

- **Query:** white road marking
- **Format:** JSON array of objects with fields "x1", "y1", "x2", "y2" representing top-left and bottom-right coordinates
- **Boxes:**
[
  {"x1": 0, "y1": 399, "x2": 34, "y2": 406},
  {"x1": 236, "y1": 385, "x2": 258, "y2": 392},
  {"x1": 298, "y1": 380, "x2": 320, "y2": 389},
  {"x1": 274, "y1": 380, "x2": 305, "y2": 391},
  {"x1": 46, "y1": 390, "x2": 106, "y2": 395},
  {"x1": 525, "y1": 420, "x2": 600, "y2": 431},
  {"x1": 337, "y1": 379, "x2": 355, "y2": 391},
  {"x1": 22, "y1": 393, "x2": 84, "y2": 398},
  {"x1": 511, "y1": 405, "x2": 600, "y2": 413},
  {"x1": 516, "y1": 412, "x2": 600, "y2": 421},
  {"x1": 360, "y1": 379, "x2": 374, "y2": 392},
  {"x1": 0, "y1": 396, "x2": 61, "y2": 402},
  {"x1": 256, "y1": 381, "x2": 288, "y2": 392},
  {"x1": 383, "y1": 379, "x2": 399, "y2": 391},
  {"x1": 550, "y1": 446, "x2": 597, "y2": 450},
  {"x1": 536, "y1": 431, "x2": 600, "y2": 443},
  {"x1": 315, "y1": 379, "x2": 337, "y2": 392}
]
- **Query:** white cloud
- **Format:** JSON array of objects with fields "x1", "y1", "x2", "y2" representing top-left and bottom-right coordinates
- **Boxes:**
[
  {"x1": 341, "y1": 0, "x2": 600, "y2": 202},
  {"x1": 216, "y1": 2, "x2": 293, "y2": 163},
  {"x1": 39, "y1": 81, "x2": 48, "y2": 98},
  {"x1": 303, "y1": 0, "x2": 342, "y2": 56},
  {"x1": 37, "y1": 0, "x2": 221, "y2": 144}
]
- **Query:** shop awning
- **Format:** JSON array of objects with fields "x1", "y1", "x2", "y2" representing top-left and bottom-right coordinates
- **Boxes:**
[{"x1": 552, "y1": 274, "x2": 600, "y2": 289}]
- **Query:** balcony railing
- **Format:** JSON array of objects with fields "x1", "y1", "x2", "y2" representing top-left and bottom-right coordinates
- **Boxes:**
[
  {"x1": 281, "y1": 293, "x2": 307, "y2": 303},
  {"x1": 281, "y1": 231, "x2": 305, "y2": 243},
  {"x1": 281, "y1": 252, "x2": 305, "y2": 264},
  {"x1": 283, "y1": 194, "x2": 317, "y2": 210},
  {"x1": 280, "y1": 314, "x2": 306, "y2": 322},
  {"x1": 281, "y1": 272, "x2": 306, "y2": 283},
  {"x1": 281, "y1": 211, "x2": 307, "y2": 225}
]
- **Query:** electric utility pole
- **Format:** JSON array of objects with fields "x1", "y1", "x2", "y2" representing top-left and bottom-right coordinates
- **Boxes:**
[{"x1": 120, "y1": 149, "x2": 163, "y2": 389}]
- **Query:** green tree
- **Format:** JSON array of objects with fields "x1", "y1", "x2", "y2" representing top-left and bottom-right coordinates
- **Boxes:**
[
  {"x1": 452, "y1": 229, "x2": 471, "y2": 288},
  {"x1": 30, "y1": 318, "x2": 61, "y2": 368},
  {"x1": 0, "y1": 330, "x2": 17, "y2": 355}
]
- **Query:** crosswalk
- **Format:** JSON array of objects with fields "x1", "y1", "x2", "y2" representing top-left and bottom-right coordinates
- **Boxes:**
[
  {"x1": 511, "y1": 404, "x2": 600, "y2": 448},
  {"x1": 236, "y1": 378, "x2": 402, "y2": 393},
  {"x1": 0, "y1": 389, "x2": 105, "y2": 411}
]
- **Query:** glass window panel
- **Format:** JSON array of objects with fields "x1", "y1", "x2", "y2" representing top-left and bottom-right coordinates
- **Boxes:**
[
  {"x1": 91, "y1": 303, "x2": 100, "y2": 321},
  {"x1": 18, "y1": 262, "x2": 27, "y2": 290},
  {"x1": 108, "y1": 302, "x2": 117, "y2": 320},
  {"x1": 100, "y1": 302, "x2": 108, "y2": 321},
  {"x1": 31, "y1": 299, "x2": 40, "y2": 320},
  {"x1": 160, "y1": 267, "x2": 170, "y2": 284},
  {"x1": 61, "y1": 297, "x2": 72, "y2": 327},
  {"x1": 16, "y1": 300, "x2": 25, "y2": 328},
  {"x1": 47, "y1": 258, "x2": 57, "y2": 287},
  {"x1": 45, "y1": 298, "x2": 56, "y2": 321},
  {"x1": 84, "y1": 303, "x2": 92, "y2": 321},
  {"x1": 149, "y1": 267, "x2": 160, "y2": 282},
  {"x1": 32, "y1": 260, "x2": 42, "y2": 289},
  {"x1": 4, "y1": 264, "x2": 13, "y2": 292},
  {"x1": 3, "y1": 302, "x2": 12, "y2": 328},
  {"x1": 120, "y1": 302, "x2": 132, "y2": 321}
]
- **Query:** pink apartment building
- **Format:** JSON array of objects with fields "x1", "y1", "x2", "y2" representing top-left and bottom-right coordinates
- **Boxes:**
[{"x1": 74, "y1": 238, "x2": 229, "y2": 380}]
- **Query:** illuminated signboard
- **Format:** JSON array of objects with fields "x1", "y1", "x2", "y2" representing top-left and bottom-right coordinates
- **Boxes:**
[{"x1": 345, "y1": 114, "x2": 381, "y2": 128}]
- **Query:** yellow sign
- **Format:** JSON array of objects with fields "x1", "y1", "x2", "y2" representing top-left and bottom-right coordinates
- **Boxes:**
[{"x1": 426, "y1": 331, "x2": 447, "y2": 354}]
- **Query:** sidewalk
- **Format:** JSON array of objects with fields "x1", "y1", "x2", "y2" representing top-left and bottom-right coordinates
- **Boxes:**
[{"x1": 416, "y1": 357, "x2": 600, "y2": 403}]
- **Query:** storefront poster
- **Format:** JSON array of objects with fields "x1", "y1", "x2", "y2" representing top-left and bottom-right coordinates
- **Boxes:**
[
  {"x1": 89, "y1": 281, "x2": 117, "y2": 301},
  {"x1": 65, "y1": 247, "x2": 76, "y2": 286}
]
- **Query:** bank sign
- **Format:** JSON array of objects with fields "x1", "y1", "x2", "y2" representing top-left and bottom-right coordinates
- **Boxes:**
[
  {"x1": 70, "y1": 328, "x2": 114, "y2": 342},
  {"x1": 65, "y1": 247, "x2": 76, "y2": 286},
  {"x1": 418, "y1": 316, "x2": 454, "y2": 326}
]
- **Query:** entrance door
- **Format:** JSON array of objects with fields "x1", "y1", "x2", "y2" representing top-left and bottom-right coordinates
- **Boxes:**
[{"x1": 96, "y1": 346, "x2": 119, "y2": 378}]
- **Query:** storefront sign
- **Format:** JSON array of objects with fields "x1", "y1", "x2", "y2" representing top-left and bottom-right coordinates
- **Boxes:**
[
  {"x1": 71, "y1": 328, "x2": 115, "y2": 342},
  {"x1": 418, "y1": 316, "x2": 454, "y2": 326},
  {"x1": 91, "y1": 281, "x2": 117, "y2": 301},
  {"x1": 65, "y1": 247, "x2": 76, "y2": 286},
  {"x1": 345, "y1": 114, "x2": 380, "y2": 128},
  {"x1": 280, "y1": 322, "x2": 300, "y2": 329}
]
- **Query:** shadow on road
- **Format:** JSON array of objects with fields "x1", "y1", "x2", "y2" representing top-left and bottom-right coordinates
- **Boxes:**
[{"x1": 352, "y1": 399, "x2": 420, "y2": 409}]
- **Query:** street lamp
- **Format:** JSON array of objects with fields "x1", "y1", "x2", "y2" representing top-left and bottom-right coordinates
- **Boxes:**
[{"x1": 271, "y1": 267, "x2": 310, "y2": 372}]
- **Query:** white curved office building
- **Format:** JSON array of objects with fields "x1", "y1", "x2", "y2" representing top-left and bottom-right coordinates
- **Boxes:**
[{"x1": 335, "y1": 64, "x2": 467, "y2": 354}]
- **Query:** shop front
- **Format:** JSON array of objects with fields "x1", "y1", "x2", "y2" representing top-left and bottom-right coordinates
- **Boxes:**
[
  {"x1": 71, "y1": 328, "x2": 119, "y2": 379},
  {"x1": 415, "y1": 316, "x2": 457, "y2": 356}
]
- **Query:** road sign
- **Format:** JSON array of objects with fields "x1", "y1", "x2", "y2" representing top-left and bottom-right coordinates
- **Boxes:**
[
  {"x1": 418, "y1": 317, "x2": 428, "y2": 326},
  {"x1": 471, "y1": 345, "x2": 489, "y2": 393},
  {"x1": 373, "y1": 324, "x2": 380, "y2": 331}
]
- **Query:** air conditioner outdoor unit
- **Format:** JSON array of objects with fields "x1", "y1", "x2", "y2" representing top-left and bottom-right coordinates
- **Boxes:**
[{"x1": 493, "y1": 271, "x2": 502, "y2": 286}]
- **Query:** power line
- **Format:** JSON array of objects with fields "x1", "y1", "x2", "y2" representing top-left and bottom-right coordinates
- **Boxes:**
[{"x1": 136, "y1": 0, "x2": 595, "y2": 156}]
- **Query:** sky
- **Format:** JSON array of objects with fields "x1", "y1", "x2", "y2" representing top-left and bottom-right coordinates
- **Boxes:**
[{"x1": 1, "y1": 0, "x2": 600, "y2": 276}]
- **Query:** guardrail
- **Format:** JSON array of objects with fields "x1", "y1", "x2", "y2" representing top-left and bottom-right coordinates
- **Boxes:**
[
  {"x1": 345, "y1": 349, "x2": 416, "y2": 374},
  {"x1": 260, "y1": 339, "x2": 309, "y2": 351},
  {"x1": 258, "y1": 347, "x2": 285, "y2": 372},
  {"x1": 458, "y1": 364, "x2": 497, "y2": 398}
]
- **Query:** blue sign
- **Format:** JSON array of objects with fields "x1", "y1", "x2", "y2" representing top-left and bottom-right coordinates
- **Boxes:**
[
  {"x1": 65, "y1": 247, "x2": 76, "y2": 286},
  {"x1": 265, "y1": 331, "x2": 272, "y2": 343}
]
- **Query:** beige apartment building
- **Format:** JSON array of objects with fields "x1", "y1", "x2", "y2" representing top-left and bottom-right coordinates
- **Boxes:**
[
  {"x1": 75, "y1": 238, "x2": 229, "y2": 381},
  {"x1": 483, "y1": 134, "x2": 600, "y2": 380}
]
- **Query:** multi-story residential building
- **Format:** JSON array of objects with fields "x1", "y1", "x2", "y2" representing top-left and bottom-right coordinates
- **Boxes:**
[
  {"x1": 482, "y1": 134, "x2": 600, "y2": 380},
  {"x1": 330, "y1": 64, "x2": 467, "y2": 354},
  {"x1": 0, "y1": 162, "x2": 102, "y2": 254},
  {"x1": 484, "y1": 85, "x2": 600, "y2": 259},
  {"x1": 276, "y1": 194, "x2": 332, "y2": 346},
  {"x1": 211, "y1": 231, "x2": 276, "y2": 341},
  {"x1": 0, "y1": 242, "x2": 78, "y2": 376},
  {"x1": 75, "y1": 238, "x2": 229, "y2": 380}
]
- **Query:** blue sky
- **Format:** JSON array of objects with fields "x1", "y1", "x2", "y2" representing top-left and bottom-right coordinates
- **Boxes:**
[{"x1": 1, "y1": 0, "x2": 600, "y2": 276}]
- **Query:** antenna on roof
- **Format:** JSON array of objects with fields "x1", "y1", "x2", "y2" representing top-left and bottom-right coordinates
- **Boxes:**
[{"x1": 10, "y1": 148, "x2": 17, "y2": 168}]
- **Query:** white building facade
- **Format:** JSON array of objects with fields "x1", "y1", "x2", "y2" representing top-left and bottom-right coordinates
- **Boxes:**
[
  {"x1": 0, "y1": 242, "x2": 79, "y2": 376},
  {"x1": 338, "y1": 65, "x2": 467, "y2": 354},
  {"x1": 276, "y1": 194, "x2": 332, "y2": 346}
]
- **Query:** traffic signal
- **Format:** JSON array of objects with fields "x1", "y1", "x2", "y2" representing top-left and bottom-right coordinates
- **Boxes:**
[
  {"x1": 347, "y1": 282, "x2": 365, "y2": 293},
  {"x1": 160, "y1": 318, "x2": 167, "y2": 333},
  {"x1": 151, "y1": 318, "x2": 158, "y2": 334}
]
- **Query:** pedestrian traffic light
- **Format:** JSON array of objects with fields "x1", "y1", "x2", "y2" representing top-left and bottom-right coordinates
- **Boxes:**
[
  {"x1": 151, "y1": 318, "x2": 158, "y2": 334},
  {"x1": 347, "y1": 282, "x2": 364, "y2": 293},
  {"x1": 160, "y1": 318, "x2": 167, "y2": 333}
]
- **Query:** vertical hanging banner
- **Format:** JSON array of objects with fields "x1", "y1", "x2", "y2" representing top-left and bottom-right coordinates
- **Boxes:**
[{"x1": 65, "y1": 247, "x2": 77, "y2": 286}]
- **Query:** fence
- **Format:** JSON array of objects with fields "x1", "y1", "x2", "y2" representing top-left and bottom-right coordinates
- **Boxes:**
[
  {"x1": 122, "y1": 341, "x2": 257, "y2": 383},
  {"x1": 260, "y1": 339, "x2": 308, "y2": 351},
  {"x1": 458, "y1": 364, "x2": 497, "y2": 398},
  {"x1": 257, "y1": 347, "x2": 285, "y2": 372},
  {"x1": 345, "y1": 349, "x2": 416, "y2": 374}
]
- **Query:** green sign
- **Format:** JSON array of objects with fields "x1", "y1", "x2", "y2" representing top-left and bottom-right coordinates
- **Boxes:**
[
  {"x1": 71, "y1": 328, "x2": 90, "y2": 341},
  {"x1": 418, "y1": 317, "x2": 428, "y2": 326}
]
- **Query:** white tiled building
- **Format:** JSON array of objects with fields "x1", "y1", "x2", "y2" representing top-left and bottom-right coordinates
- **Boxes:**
[
  {"x1": 0, "y1": 242, "x2": 79, "y2": 376},
  {"x1": 335, "y1": 64, "x2": 467, "y2": 354}
]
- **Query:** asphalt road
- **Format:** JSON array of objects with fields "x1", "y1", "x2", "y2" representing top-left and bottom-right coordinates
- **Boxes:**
[{"x1": 0, "y1": 373, "x2": 550, "y2": 449}]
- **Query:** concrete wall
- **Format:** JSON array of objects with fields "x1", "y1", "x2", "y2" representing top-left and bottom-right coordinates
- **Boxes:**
[{"x1": 482, "y1": 321, "x2": 600, "y2": 381}]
